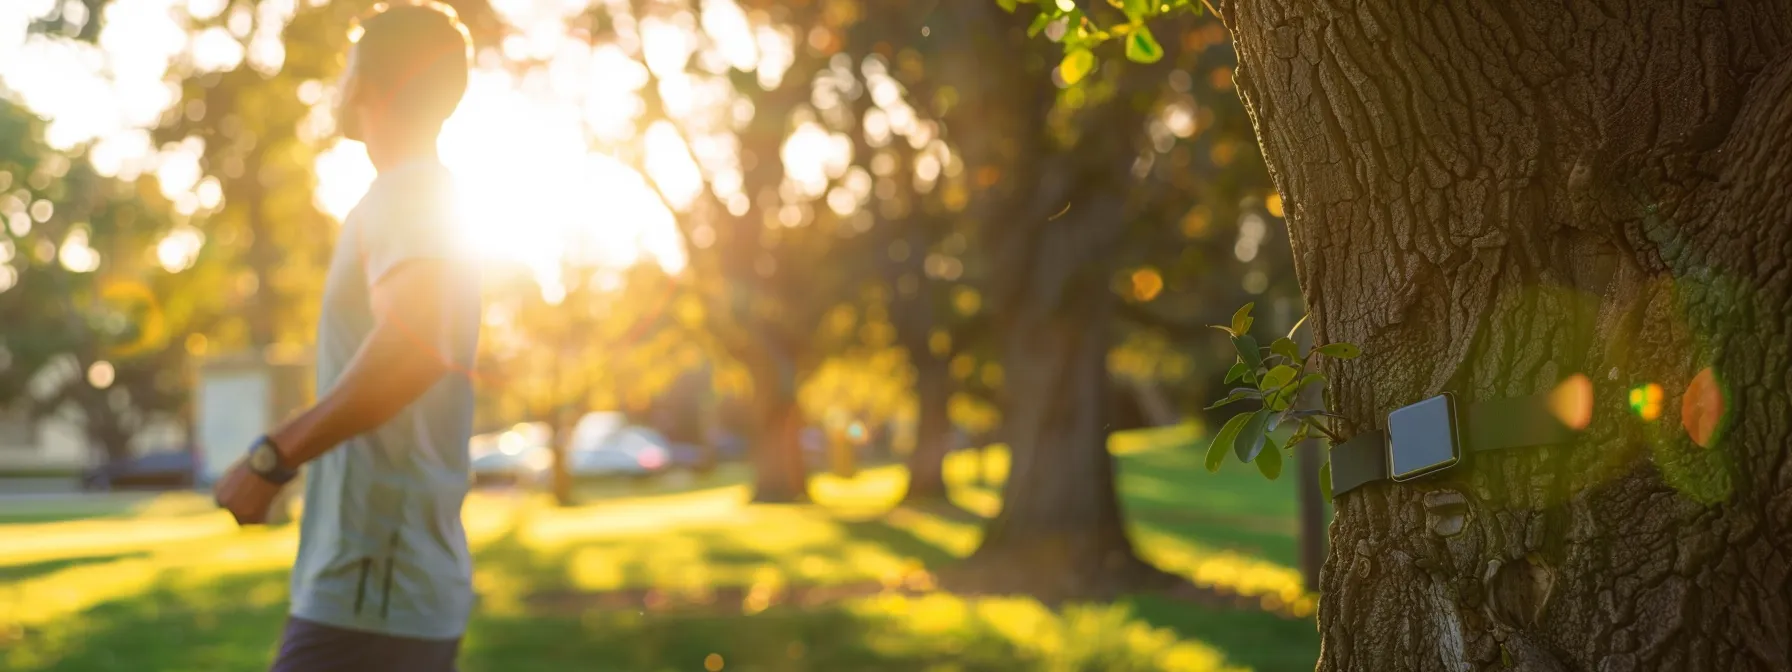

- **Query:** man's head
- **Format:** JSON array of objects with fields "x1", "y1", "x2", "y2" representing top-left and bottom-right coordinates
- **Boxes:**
[{"x1": 336, "y1": 2, "x2": 471, "y2": 143}]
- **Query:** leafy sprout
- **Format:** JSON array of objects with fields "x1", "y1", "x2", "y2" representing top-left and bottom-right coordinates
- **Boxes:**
[
  {"x1": 1203, "y1": 303, "x2": 1359, "y2": 500},
  {"x1": 998, "y1": 0, "x2": 1206, "y2": 67}
]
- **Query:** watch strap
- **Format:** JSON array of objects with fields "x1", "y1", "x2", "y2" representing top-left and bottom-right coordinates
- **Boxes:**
[
  {"x1": 252, "y1": 436, "x2": 298, "y2": 485},
  {"x1": 1330, "y1": 430, "x2": 1387, "y2": 498},
  {"x1": 1330, "y1": 392, "x2": 1574, "y2": 498}
]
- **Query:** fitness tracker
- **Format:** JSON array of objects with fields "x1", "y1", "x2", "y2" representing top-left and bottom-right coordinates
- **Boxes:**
[
  {"x1": 1331, "y1": 391, "x2": 1578, "y2": 498},
  {"x1": 246, "y1": 436, "x2": 298, "y2": 485}
]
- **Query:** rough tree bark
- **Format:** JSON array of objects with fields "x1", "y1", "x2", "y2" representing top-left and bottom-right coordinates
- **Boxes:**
[{"x1": 1221, "y1": 0, "x2": 1792, "y2": 669}]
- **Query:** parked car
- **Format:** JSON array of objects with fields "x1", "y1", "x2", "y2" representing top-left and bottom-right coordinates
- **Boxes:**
[
  {"x1": 83, "y1": 450, "x2": 197, "y2": 491},
  {"x1": 567, "y1": 413, "x2": 671, "y2": 481},
  {"x1": 469, "y1": 422, "x2": 552, "y2": 488}
]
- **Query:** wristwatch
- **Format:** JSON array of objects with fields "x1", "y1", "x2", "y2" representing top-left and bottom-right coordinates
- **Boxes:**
[
  {"x1": 1330, "y1": 392, "x2": 1580, "y2": 498},
  {"x1": 246, "y1": 436, "x2": 298, "y2": 485}
]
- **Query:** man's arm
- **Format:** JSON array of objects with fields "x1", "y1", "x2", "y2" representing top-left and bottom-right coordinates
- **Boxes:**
[
  {"x1": 270, "y1": 260, "x2": 459, "y2": 465},
  {"x1": 214, "y1": 260, "x2": 462, "y2": 524}
]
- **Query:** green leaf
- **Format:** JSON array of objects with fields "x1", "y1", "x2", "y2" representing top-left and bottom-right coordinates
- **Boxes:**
[
  {"x1": 1204, "y1": 387, "x2": 1264, "y2": 410},
  {"x1": 1271, "y1": 337, "x2": 1299, "y2": 363},
  {"x1": 1209, "y1": 324, "x2": 1236, "y2": 338},
  {"x1": 1319, "y1": 460, "x2": 1333, "y2": 502},
  {"x1": 1027, "y1": 12, "x2": 1054, "y2": 37},
  {"x1": 998, "y1": 0, "x2": 1019, "y2": 12},
  {"x1": 1205, "y1": 412, "x2": 1252, "y2": 473},
  {"x1": 1234, "y1": 410, "x2": 1271, "y2": 463},
  {"x1": 1223, "y1": 360, "x2": 1248, "y2": 384},
  {"x1": 1316, "y1": 342, "x2": 1362, "y2": 359},
  {"x1": 1255, "y1": 439, "x2": 1283, "y2": 480},
  {"x1": 1122, "y1": 0, "x2": 1152, "y2": 19},
  {"x1": 1294, "y1": 373, "x2": 1328, "y2": 392},
  {"x1": 1233, "y1": 334, "x2": 1262, "y2": 373},
  {"x1": 1259, "y1": 364, "x2": 1297, "y2": 392},
  {"x1": 1059, "y1": 49, "x2": 1096, "y2": 85},
  {"x1": 1230, "y1": 303, "x2": 1254, "y2": 336},
  {"x1": 1124, "y1": 24, "x2": 1163, "y2": 63}
]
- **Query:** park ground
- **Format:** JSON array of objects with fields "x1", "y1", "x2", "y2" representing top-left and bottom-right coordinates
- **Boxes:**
[{"x1": 0, "y1": 427, "x2": 1321, "y2": 671}]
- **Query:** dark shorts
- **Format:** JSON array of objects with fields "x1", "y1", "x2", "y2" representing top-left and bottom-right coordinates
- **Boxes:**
[{"x1": 271, "y1": 616, "x2": 460, "y2": 672}]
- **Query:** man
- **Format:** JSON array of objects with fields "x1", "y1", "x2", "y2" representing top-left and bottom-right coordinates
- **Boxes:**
[{"x1": 212, "y1": 4, "x2": 479, "y2": 670}]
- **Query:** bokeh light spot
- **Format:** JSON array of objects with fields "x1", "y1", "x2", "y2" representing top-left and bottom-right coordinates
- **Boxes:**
[
  {"x1": 1629, "y1": 383, "x2": 1663, "y2": 422},
  {"x1": 1549, "y1": 373, "x2": 1593, "y2": 431},
  {"x1": 1682, "y1": 367, "x2": 1724, "y2": 448},
  {"x1": 87, "y1": 360, "x2": 115, "y2": 389},
  {"x1": 704, "y1": 653, "x2": 724, "y2": 671},
  {"x1": 1130, "y1": 267, "x2": 1164, "y2": 302}
]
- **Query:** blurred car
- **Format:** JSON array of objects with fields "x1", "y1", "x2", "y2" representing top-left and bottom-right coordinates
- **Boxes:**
[
  {"x1": 83, "y1": 450, "x2": 197, "y2": 491},
  {"x1": 469, "y1": 422, "x2": 552, "y2": 488},
  {"x1": 567, "y1": 413, "x2": 671, "y2": 481}
]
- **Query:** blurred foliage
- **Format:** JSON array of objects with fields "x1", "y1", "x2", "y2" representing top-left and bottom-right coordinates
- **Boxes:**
[{"x1": 0, "y1": 99, "x2": 215, "y2": 461}]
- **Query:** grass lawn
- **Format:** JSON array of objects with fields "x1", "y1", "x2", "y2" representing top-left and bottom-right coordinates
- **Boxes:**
[{"x1": 0, "y1": 426, "x2": 1322, "y2": 671}]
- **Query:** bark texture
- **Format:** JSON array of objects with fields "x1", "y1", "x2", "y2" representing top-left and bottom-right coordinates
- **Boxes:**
[{"x1": 1221, "y1": 0, "x2": 1792, "y2": 669}]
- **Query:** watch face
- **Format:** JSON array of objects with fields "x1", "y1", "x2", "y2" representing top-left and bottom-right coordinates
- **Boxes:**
[
  {"x1": 249, "y1": 444, "x2": 277, "y2": 472},
  {"x1": 1387, "y1": 393, "x2": 1461, "y2": 480}
]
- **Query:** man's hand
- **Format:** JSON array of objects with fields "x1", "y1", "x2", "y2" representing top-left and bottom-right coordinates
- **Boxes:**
[{"x1": 213, "y1": 461, "x2": 284, "y2": 525}]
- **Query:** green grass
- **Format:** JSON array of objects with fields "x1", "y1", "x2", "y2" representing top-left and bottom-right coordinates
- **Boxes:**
[{"x1": 0, "y1": 426, "x2": 1322, "y2": 671}]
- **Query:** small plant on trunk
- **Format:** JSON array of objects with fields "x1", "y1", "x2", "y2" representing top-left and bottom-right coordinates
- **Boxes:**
[{"x1": 1203, "y1": 303, "x2": 1359, "y2": 501}]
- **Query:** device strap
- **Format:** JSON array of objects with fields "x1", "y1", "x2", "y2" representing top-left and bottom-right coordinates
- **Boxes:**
[{"x1": 1329, "y1": 392, "x2": 1574, "y2": 498}]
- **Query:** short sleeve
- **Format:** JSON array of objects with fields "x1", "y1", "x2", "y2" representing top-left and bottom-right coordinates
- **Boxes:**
[{"x1": 356, "y1": 166, "x2": 468, "y2": 288}]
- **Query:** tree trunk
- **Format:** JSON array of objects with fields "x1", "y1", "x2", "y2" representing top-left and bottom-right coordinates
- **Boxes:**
[
  {"x1": 902, "y1": 355, "x2": 953, "y2": 504},
  {"x1": 957, "y1": 275, "x2": 1175, "y2": 599},
  {"x1": 749, "y1": 370, "x2": 809, "y2": 503},
  {"x1": 548, "y1": 407, "x2": 575, "y2": 507},
  {"x1": 1222, "y1": 1, "x2": 1792, "y2": 669}
]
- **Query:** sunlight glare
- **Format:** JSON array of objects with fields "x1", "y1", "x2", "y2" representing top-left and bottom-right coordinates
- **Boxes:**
[
  {"x1": 645, "y1": 121, "x2": 705, "y2": 210},
  {"x1": 315, "y1": 67, "x2": 685, "y2": 299},
  {"x1": 700, "y1": 0, "x2": 758, "y2": 71}
]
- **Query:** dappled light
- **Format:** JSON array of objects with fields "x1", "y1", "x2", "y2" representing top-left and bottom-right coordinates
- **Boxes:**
[{"x1": 3, "y1": 432, "x2": 1312, "y2": 670}]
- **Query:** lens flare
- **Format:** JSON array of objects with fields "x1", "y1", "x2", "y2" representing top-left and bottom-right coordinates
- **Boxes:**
[
  {"x1": 1549, "y1": 373, "x2": 1594, "y2": 431},
  {"x1": 1629, "y1": 383, "x2": 1664, "y2": 422},
  {"x1": 1682, "y1": 367, "x2": 1724, "y2": 448}
]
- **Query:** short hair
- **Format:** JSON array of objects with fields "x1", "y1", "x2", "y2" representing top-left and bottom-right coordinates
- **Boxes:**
[{"x1": 349, "y1": 2, "x2": 471, "y2": 125}]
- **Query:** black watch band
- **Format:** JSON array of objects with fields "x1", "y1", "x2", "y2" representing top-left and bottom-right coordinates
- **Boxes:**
[
  {"x1": 249, "y1": 436, "x2": 299, "y2": 485},
  {"x1": 1331, "y1": 392, "x2": 1578, "y2": 498}
]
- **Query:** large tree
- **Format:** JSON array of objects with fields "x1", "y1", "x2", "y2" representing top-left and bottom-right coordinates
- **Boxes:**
[
  {"x1": 1218, "y1": 0, "x2": 1792, "y2": 669},
  {"x1": 924, "y1": 3, "x2": 1239, "y2": 597}
]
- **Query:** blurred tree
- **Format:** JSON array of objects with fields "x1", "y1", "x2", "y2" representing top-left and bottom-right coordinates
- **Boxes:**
[
  {"x1": 903, "y1": 1, "x2": 1211, "y2": 596},
  {"x1": 568, "y1": 0, "x2": 965, "y2": 502},
  {"x1": 0, "y1": 99, "x2": 212, "y2": 464},
  {"x1": 478, "y1": 260, "x2": 707, "y2": 504}
]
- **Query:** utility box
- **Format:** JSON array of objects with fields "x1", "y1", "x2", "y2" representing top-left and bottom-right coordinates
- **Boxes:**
[{"x1": 195, "y1": 349, "x2": 312, "y2": 524}]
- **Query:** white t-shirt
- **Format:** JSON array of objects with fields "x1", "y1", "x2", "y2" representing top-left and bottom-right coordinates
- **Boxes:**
[{"x1": 289, "y1": 158, "x2": 481, "y2": 639}]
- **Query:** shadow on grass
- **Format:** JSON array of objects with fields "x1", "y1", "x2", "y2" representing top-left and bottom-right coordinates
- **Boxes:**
[{"x1": 0, "y1": 551, "x2": 152, "y2": 583}]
